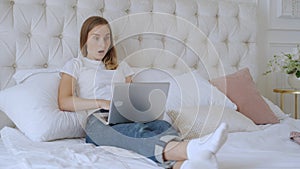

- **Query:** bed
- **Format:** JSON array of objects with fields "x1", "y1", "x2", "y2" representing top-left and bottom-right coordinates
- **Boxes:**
[{"x1": 1, "y1": 0, "x2": 300, "y2": 168}]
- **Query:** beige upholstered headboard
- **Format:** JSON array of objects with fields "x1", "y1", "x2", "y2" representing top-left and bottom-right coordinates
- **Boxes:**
[{"x1": 0, "y1": 0, "x2": 257, "y2": 127}]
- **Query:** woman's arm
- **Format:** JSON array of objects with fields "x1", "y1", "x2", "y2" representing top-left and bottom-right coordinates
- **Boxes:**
[{"x1": 58, "y1": 73, "x2": 110, "y2": 112}]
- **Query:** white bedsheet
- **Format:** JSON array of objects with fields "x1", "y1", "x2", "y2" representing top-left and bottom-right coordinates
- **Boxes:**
[
  {"x1": 0, "y1": 127, "x2": 161, "y2": 169},
  {"x1": 1, "y1": 118, "x2": 300, "y2": 169},
  {"x1": 218, "y1": 117, "x2": 300, "y2": 169},
  {"x1": 0, "y1": 139, "x2": 19, "y2": 169}
]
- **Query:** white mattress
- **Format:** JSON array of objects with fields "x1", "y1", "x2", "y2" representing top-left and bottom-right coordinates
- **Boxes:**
[{"x1": 1, "y1": 117, "x2": 300, "y2": 169}]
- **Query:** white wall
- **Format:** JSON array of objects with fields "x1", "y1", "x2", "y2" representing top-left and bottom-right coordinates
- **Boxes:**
[{"x1": 257, "y1": 0, "x2": 300, "y2": 117}]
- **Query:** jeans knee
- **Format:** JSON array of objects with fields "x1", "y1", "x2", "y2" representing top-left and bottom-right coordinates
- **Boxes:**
[
  {"x1": 85, "y1": 115, "x2": 96, "y2": 132},
  {"x1": 157, "y1": 120, "x2": 172, "y2": 128}
]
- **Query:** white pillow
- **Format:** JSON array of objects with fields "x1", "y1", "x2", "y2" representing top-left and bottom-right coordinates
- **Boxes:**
[
  {"x1": 164, "y1": 71, "x2": 237, "y2": 111},
  {"x1": 132, "y1": 68, "x2": 173, "y2": 82},
  {"x1": 169, "y1": 71, "x2": 237, "y2": 110},
  {"x1": 167, "y1": 105, "x2": 259, "y2": 140},
  {"x1": 262, "y1": 96, "x2": 289, "y2": 120},
  {"x1": 132, "y1": 69, "x2": 237, "y2": 111},
  {"x1": 0, "y1": 70, "x2": 85, "y2": 142}
]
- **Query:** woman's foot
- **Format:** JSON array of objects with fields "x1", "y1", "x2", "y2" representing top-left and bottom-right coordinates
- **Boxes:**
[
  {"x1": 186, "y1": 123, "x2": 228, "y2": 160},
  {"x1": 290, "y1": 131, "x2": 300, "y2": 139},
  {"x1": 290, "y1": 131, "x2": 300, "y2": 144}
]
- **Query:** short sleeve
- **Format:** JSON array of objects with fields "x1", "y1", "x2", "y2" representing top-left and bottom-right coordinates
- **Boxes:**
[
  {"x1": 118, "y1": 62, "x2": 135, "y2": 77},
  {"x1": 60, "y1": 58, "x2": 81, "y2": 80}
]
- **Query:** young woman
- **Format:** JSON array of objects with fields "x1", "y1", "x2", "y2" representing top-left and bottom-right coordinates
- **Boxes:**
[{"x1": 58, "y1": 16, "x2": 228, "y2": 169}]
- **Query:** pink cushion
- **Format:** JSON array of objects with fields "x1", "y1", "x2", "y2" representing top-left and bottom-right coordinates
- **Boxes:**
[{"x1": 210, "y1": 68, "x2": 279, "y2": 125}]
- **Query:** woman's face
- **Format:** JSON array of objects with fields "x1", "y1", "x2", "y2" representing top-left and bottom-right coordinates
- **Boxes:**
[{"x1": 86, "y1": 24, "x2": 111, "y2": 61}]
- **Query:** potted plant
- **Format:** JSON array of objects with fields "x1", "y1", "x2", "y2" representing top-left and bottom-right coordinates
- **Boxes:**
[{"x1": 264, "y1": 44, "x2": 300, "y2": 89}]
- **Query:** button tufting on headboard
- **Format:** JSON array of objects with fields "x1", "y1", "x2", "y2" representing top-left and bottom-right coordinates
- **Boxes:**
[
  {"x1": 27, "y1": 33, "x2": 32, "y2": 38},
  {"x1": 58, "y1": 34, "x2": 63, "y2": 39},
  {"x1": 0, "y1": 0, "x2": 257, "y2": 88},
  {"x1": 43, "y1": 63, "x2": 48, "y2": 68}
]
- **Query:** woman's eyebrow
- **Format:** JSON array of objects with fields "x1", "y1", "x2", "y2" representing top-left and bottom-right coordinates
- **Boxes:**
[
  {"x1": 91, "y1": 33, "x2": 110, "y2": 36},
  {"x1": 91, "y1": 33, "x2": 101, "y2": 36}
]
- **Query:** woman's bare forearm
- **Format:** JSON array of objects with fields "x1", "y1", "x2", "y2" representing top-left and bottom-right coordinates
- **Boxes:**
[{"x1": 58, "y1": 96, "x2": 109, "y2": 112}]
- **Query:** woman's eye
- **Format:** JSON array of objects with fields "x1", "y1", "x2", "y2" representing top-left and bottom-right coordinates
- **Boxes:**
[
  {"x1": 104, "y1": 36, "x2": 110, "y2": 41},
  {"x1": 94, "y1": 36, "x2": 100, "y2": 41}
]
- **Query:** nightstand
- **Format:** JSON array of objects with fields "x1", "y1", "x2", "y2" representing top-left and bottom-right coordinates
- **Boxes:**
[{"x1": 273, "y1": 88, "x2": 300, "y2": 119}]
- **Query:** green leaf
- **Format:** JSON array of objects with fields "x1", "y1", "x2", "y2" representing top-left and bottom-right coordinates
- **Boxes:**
[{"x1": 296, "y1": 71, "x2": 300, "y2": 78}]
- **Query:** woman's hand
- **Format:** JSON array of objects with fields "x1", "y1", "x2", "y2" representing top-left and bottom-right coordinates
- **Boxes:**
[{"x1": 98, "y1": 99, "x2": 111, "y2": 110}]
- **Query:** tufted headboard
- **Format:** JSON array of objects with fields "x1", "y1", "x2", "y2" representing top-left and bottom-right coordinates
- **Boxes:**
[{"x1": 0, "y1": 0, "x2": 257, "y2": 126}]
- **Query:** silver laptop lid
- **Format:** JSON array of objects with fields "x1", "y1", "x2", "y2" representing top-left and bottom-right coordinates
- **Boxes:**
[{"x1": 108, "y1": 82, "x2": 170, "y2": 124}]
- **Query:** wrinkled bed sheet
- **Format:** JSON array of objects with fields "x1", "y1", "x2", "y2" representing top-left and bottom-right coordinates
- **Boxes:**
[
  {"x1": 218, "y1": 117, "x2": 300, "y2": 169},
  {"x1": 1, "y1": 117, "x2": 300, "y2": 169},
  {"x1": 0, "y1": 127, "x2": 161, "y2": 169}
]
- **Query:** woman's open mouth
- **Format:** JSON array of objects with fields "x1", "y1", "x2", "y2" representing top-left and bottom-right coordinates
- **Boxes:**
[{"x1": 98, "y1": 50, "x2": 105, "y2": 54}]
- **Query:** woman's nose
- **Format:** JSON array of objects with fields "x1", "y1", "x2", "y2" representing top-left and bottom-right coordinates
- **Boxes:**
[{"x1": 98, "y1": 38, "x2": 105, "y2": 47}]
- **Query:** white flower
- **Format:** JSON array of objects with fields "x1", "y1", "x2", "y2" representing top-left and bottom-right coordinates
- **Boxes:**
[
  {"x1": 264, "y1": 44, "x2": 300, "y2": 78},
  {"x1": 292, "y1": 47, "x2": 299, "y2": 55},
  {"x1": 292, "y1": 47, "x2": 300, "y2": 60}
]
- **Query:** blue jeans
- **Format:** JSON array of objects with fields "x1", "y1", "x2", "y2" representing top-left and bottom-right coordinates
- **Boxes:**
[{"x1": 85, "y1": 112, "x2": 181, "y2": 168}]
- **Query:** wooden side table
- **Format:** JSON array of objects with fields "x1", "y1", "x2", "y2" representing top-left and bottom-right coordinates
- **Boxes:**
[{"x1": 273, "y1": 88, "x2": 300, "y2": 119}]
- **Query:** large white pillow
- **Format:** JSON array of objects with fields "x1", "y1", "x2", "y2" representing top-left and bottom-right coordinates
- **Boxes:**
[
  {"x1": 167, "y1": 105, "x2": 260, "y2": 140},
  {"x1": 168, "y1": 71, "x2": 237, "y2": 111},
  {"x1": 0, "y1": 70, "x2": 85, "y2": 142},
  {"x1": 133, "y1": 68, "x2": 237, "y2": 111},
  {"x1": 262, "y1": 96, "x2": 289, "y2": 120}
]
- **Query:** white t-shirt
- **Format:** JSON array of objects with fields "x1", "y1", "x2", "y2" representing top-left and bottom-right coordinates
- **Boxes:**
[{"x1": 60, "y1": 56, "x2": 134, "y2": 127}]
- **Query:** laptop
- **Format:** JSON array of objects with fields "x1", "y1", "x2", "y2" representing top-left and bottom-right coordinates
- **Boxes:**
[{"x1": 93, "y1": 82, "x2": 170, "y2": 125}]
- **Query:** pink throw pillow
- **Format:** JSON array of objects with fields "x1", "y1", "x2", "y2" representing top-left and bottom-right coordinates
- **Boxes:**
[{"x1": 210, "y1": 68, "x2": 279, "y2": 125}]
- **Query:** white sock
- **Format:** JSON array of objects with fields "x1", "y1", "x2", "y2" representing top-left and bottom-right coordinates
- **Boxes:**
[
  {"x1": 180, "y1": 160, "x2": 198, "y2": 169},
  {"x1": 186, "y1": 123, "x2": 228, "y2": 160}
]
